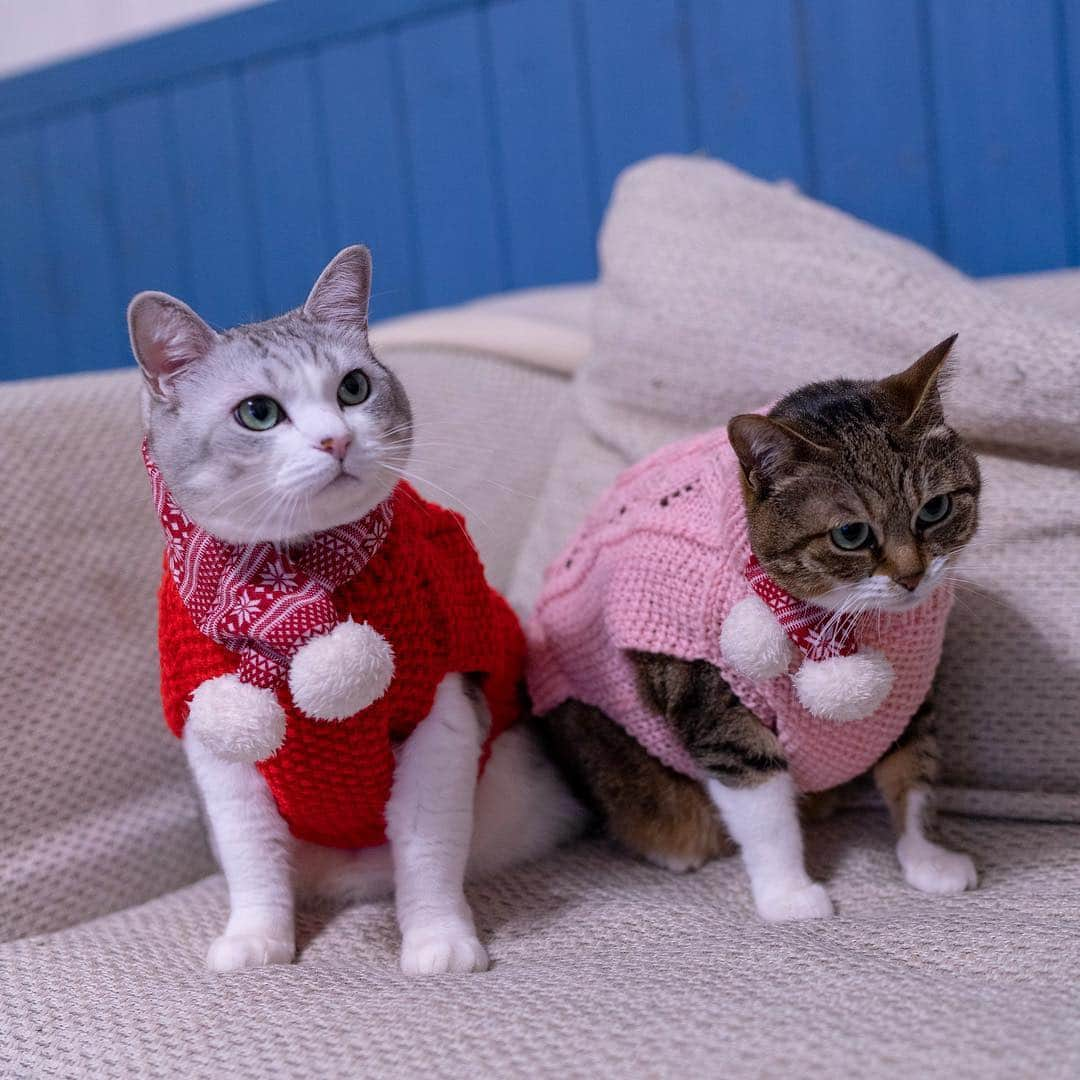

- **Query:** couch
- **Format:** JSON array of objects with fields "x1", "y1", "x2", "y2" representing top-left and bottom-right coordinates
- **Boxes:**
[{"x1": 2, "y1": 157, "x2": 1078, "y2": 1079}]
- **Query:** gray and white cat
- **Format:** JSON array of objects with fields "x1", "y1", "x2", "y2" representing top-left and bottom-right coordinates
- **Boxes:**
[{"x1": 129, "y1": 246, "x2": 583, "y2": 974}]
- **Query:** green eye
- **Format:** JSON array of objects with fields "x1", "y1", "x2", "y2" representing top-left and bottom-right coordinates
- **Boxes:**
[
  {"x1": 234, "y1": 396, "x2": 283, "y2": 431},
  {"x1": 830, "y1": 522, "x2": 873, "y2": 551},
  {"x1": 917, "y1": 494, "x2": 952, "y2": 526},
  {"x1": 338, "y1": 369, "x2": 371, "y2": 406}
]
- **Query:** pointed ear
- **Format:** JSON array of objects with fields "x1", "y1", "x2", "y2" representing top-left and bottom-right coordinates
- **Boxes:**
[
  {"x1": 728, "y1": 414, "x2": 825, "y2": 494},
  {"x1": 879, "y1": 333, "x2": 957, "y2": 426},
  {"x1": 127, "y1": 291, "x2": 217, "y2": 398},
  {"x1": 303, "y1": 245, "x2": 372, "y2": 332}
]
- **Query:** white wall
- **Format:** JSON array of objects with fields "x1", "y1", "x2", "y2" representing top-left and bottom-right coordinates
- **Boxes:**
[{"x1": 0, "y1": 0, "x2": 266, "y2": 78}]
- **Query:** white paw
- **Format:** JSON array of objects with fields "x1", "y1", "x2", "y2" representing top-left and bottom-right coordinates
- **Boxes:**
[
  {"x1": 900, "y1": 845, "x2": 978, "y2": 895},
  {"x1": 289, "y1": 619, "x2": 394, "y2": 721},
  {"x1": 721, "y1": 595, "x2": 799, "y2": 681},
  {"x1": 206, "y1": 933, "x2": 295, "y2": 972},
  {"x1": 644, "y1": 849, "x2": 708, "y2": 874},
  {"x1": 400, "y1": 927, "x2": 490, "y2": 976},
  {"x1": 187, "y1": 674, "x2": 286, "y2": 763},
  {"x1": 754, "y1": 881, "x2": 834, "y2": 923},
  {"x1": 792, "y1": 647, "x2": 894, "y2": 722}
]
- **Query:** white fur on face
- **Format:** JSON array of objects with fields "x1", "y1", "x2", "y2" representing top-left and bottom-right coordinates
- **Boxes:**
[
  {"x1": 146, "y1": 322, "x2": 411, "y2": 544},
  {"x1": 814, "y1": 554, "x2": 952, "y2": 615}
]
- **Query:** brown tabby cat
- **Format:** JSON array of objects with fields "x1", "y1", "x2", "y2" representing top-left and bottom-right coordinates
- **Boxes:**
[{"x1": 537, "y1": 337, "x2": 980, "y2": 921}]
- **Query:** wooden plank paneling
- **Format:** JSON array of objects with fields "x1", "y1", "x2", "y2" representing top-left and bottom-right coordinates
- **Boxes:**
[
  {"x1": 398, "y1": 8, "x2": 506, "y2": 307},
  {"x1": 0, "y1": 0, "x2": 477, "y2": 127},
  {"x1": 103, "y1": 91, "x2": 188, "y2": 307},
  {"x1": 317, "y1": 34, "x2": 419, "y2": 319},
  {"x1": 1057, "y1": 0, "x2": 1080, "y2": 265},
  {"x1": 0, "y1": 128, "x2": 61, "y2": 379},
  {"x1": 930, "y1": 0, "x2": 1069, "y2": 274},
  {"x1": 487, "y1": 0, "x2": 595, "y2": 285},
  {"x1": 3, "y1": 0, "x2": 1080, "y2": 381},
  {"x1": 40, "y1": 110, "x2": 126, "y2": 371},
  {"x1": 170, "y1": 71, "x2": 260, "y2": 328},
  {"x1": 581, "y1": 0, "x2": 694, "y2": 210},
  {"x1": 802, "y1": 0, "x2": 938, "y2": 249},
  {"x1": 241, "y1": 52, "x2": 333, "y2": 316},
  {"x1": 689, "y1": 0, "x2": 807, "y2": 186}
]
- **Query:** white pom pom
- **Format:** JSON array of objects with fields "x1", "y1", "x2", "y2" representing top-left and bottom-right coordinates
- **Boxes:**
[
  {"x1": 792, "y1": 647, "x2": 895, "y2": 722},
  {"x1": 187, "y1": 673, "x2": 286, "y2": 763},
  {"x1": 288, "y1": 619, "x2": 394, "y2": 721},
  {"x1": 720, "y1": 595, "x2": 799, "y2": 681}
]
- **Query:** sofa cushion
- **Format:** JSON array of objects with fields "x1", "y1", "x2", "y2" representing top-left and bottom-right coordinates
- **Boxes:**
[
  {"x1": 511, "y1": 156, "x2": 1080, "y2": 820},
  {"x1": 2, "y1": 815, "x2": 1076, "y2": 1079}
]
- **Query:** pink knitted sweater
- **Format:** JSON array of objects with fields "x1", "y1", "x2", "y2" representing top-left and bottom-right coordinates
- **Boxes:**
[{"x1": 525, "y1": 427, "x2": 954, "y2": 793}]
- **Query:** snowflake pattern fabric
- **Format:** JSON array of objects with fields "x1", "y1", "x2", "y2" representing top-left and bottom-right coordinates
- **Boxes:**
[
  {"x1": 143, "y1": 441, "x2": 393, "y2": 689},
  {"x1": 743, "y1": 555, "x2": 860, "y2": 662}
]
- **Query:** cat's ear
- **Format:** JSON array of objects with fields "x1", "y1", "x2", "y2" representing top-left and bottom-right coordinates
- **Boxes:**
[
  {"x1": 728, "y1": 414, "x2": 826, "y2": 494},
  {"x1": 304, "y1": 245, "x2": 372, "y2": 332},
  {"x1": 128, "y1": 292, "x2": 217, "y2": 398},
  {"x1": 879, "y1": 333, "x2": 957, "y2": 426}
]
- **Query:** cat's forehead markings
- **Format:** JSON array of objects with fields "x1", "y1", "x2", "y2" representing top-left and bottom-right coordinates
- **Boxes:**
[{"x1": 243, "y1": 331, "x2": 270, "y2": 357}]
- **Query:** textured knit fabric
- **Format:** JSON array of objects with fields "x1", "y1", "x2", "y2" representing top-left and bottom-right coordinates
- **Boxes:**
[
  {"x1": 144, "y1": 443, "x2": 394, "y2": 689},
  {"x1": 157, "y1": 480, "x2": 525, "y2": 850},
  {"x1": 527, "y1": 427, "x2": 953, "y2": 793},
  {"x1": 4, "y1": 818, "x2": 1080, "y2": 1080}
]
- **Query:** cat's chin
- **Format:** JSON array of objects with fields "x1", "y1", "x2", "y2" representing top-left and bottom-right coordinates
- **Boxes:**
[
  {"x1": 280, "y1": 474, "x2": 395, "y2": 542},
  {"x1": 190, "y1": 473, "x2": 396, "y2": 546}
]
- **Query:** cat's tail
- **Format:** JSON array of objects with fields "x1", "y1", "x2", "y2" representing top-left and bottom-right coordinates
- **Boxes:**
[
  {"x1": 294, "y1": 724, "x2": 587, "y2": 903},
  {"x1": 468, "y1": 723, "x2": 588, "y2": 877}
]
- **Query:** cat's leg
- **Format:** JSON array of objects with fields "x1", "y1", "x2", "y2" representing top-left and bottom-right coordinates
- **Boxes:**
[
  {"x1": 633, "y1": 652, "x2": 833, "y2": 922},
  {"x1": 385, "y1": 672, "x2": 488, "y2": 976},
  {"x1": 874, "y1": 700, "x2": 977, "y2": 895},
  {"x1": 539, "y1": 699, "x2": 733, "y2": 873},
  {"x1": 184, "y1": 728, "x2": 295, "y2": 971}
]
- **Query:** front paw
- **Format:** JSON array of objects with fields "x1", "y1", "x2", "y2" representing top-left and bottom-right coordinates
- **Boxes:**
[
  {"x1": 400, "y1": 926, "x2": 490, "y2": 976},
  {"x1": 289, "y1": 619, "x2": 394, "y2": 721},
  {"x1": 206, "y1": 933, "x2": 295, "y2": 972},
  {"x1": 644, "y1": 849, "x2": 710, "y2": 874},
  {"x1": 900, "y1": 844, "x2": 978, "y2": 895},
  {"x1": 754, "y1": 881, "x2": 834, "y2": 923},
  {"x1": 187, "y1": 674, "x2": 286, "y2": 763}
]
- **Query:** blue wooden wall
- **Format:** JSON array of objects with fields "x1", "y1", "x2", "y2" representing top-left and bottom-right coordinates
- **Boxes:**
[{"x1": 1, "y1": 0, "x2": 1079, "y2": 380}]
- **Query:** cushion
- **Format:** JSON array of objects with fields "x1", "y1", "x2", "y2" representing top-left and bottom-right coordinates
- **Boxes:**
[
  {"x1": 3, "y1": 816, "x2": 1077, "y2": 1078},
  {"x1": 511, "y1": 156, "x2": 1080, "y2": 821}
]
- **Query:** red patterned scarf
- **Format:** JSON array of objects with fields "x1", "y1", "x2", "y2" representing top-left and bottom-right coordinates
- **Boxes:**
[
  {"x1": 143, "y1": 440, "x2": 393, "y2": 688},
  {"x1": 744, "y1": 555, "x2": 860, "y2": 662}
]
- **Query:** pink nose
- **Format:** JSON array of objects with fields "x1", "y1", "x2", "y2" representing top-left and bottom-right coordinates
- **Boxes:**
[
  {"x1": 317, "y1": 434, "x2": 351, "y2": 461},
  {"x1": 895, "y1": 573, "x2": 923, "y2": 592}
]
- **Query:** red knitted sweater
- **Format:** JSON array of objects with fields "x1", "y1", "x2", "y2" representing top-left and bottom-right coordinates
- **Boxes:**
[{"x1": 157, "y1": 481, "x2": 525, "y2": 849}]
